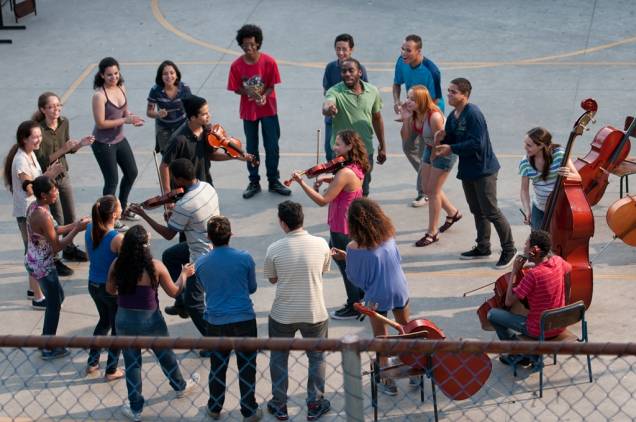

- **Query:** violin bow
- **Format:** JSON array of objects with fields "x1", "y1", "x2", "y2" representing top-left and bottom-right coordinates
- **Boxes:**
[
  {"x1": 316, "y1": 129, "x2": 320, "y2": 165},
  {"x1": 152, "y1": 151, "x2": 165, "y2": 196}
]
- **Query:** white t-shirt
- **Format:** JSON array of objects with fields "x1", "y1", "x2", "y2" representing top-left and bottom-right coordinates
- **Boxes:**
[
  {"x1": 264, "y1": 229, "x2": 331, "y2": 324},
  {"x1": 11, "y1": 149, "x2": 42, "y2": 217},
  {"x1": 168, "y1": 181, "x2": 219, "y2": 261}
]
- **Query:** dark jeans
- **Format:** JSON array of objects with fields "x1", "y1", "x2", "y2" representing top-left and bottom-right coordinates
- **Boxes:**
[
  {"x1": 91, "y1": 139, "x2": 138, "y2": 210},
  {"x1": 330, "y1": 231, "x2": 364, "y2": 306},
  {"x1": 531, "y1": 204, "x2": 544, "y2": 230},
  {"x1": 116, "y1": 308, "x2": 186, "y2": 413},
  {"x1": 362, "y1": 153, "x2": 373, "y2": 197},
  {"x1": 461, "y1": 172, "x2": 514, "y2": 253},
  {"x1": 49, "y1": 173, "x2": 76, "y2": 226},
  {"x1": 243, "y1": 115, "x2": 280, "y2": 184},
  {"x1": 487, "y1": 308, "x2": 528, "y2": 341},
  {"x1": 208, "y1": 319, "x2": 258, "y2": 418},
  {"x1": 324, "y1": 120, "x2": 334, "y2": 161},
  {"x1": 37, "y1": 270, "x2": 64, "y2": 336},
  {"x1": 269, "y1": 317, "x2": 328, "y2": 404},
  {"x1": 87, "y1": 282, "x2": 120, "y2": 374},
  {"x1": 162, "y1": 242, "x2": 209, "y2": 336}
]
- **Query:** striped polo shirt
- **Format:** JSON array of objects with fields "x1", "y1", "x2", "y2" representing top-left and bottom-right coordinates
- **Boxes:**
[
  {"x1": 518, "y1": 147, "x2": 565, "y2": 211},
  {"x1": 168, "y1": 181, "x2": 219, "y2": 261},
  {"x1": 513, "y1": 255, "x2": 571, "y2": 338},
  {"x1": 264, "y1": 229, "x2": 331, "y2": 324}
]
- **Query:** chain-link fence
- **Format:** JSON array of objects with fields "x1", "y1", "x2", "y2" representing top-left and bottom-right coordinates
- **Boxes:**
[{"x1": 1, "y1": 335, "x2": 635, "y2": 421}]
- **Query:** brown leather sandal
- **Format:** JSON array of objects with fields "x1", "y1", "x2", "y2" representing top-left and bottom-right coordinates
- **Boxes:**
[
  {"x1": 439, "y1": 211, "x2": 462, "y2": 233},
  {"x1": 415, "y1": 232, "x2": 439, "y2": 247}
]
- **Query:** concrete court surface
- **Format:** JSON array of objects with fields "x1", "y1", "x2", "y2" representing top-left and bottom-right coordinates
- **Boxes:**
[{"x1": 0, "y1": 0, "x2": 636, "y2": 419}]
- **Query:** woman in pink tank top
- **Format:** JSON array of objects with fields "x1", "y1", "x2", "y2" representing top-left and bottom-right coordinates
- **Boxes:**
[{"x1": 290, "y1": 129, "x2": 370, "y2": 319}]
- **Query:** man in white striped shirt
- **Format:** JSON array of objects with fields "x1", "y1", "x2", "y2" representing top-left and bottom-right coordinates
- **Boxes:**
[
  {"x1": 264, "y1": 201, "x2": 332, "y2": 421},
  {"x1": 129, "y1": 158, "x2": 219, "y2": 339}
]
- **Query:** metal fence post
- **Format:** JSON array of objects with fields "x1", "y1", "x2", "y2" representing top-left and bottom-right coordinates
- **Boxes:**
[{"x1": 341, "y1": 334, "x2": 364, "y2": 421}]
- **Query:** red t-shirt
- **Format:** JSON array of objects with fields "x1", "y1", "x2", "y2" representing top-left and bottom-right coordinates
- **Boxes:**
[
  {"x1": 227, "y1": 53, "x2": 281, "y2": 121},
  {"x1": 513, "y1": 256, "x2": 571, "y2": 338}
]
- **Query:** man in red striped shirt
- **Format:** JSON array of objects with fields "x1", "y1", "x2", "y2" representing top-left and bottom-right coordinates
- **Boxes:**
[{"x1": 487, "y1": 230, "x2": 571, "y2": 366}]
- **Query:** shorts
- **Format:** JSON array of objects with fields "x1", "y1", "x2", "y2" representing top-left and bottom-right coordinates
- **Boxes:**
[
  {"x1": 422, "y1": 145, "x2": 457, "y2": 171},
  {"x1": 376, "y1": 299, "x2": 410, "y2": 317}
]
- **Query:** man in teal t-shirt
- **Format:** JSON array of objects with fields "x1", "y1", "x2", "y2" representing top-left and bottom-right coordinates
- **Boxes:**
[{"x1": 323, "y1": 58, "x2": 386, "y2": 196}]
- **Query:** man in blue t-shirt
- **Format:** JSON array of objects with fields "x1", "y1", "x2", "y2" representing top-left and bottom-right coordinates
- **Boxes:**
[
  {"x1": 393, "y1": 34, "x2": 444, "y2": 207},
  {"x1": 195, "y1": 216, "x2": 261, "y2": 421},
  {"x1": 435, "y1": 78, "x2": 516, "y2": 269},
  {"x1": 322, "y1": 33, "x2": 368, "y2": 161}
]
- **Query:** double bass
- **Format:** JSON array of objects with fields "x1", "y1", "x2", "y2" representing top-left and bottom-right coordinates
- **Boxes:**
[{"x1": 575, "y1": 112, "x2": 636, "y2": 205}]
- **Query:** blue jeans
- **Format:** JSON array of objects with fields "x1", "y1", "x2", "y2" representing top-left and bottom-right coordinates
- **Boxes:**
[
  {"x1": 115, "y1": 308, "x2": 186, "y2": 413},
  {"x1": 243, "y1": 115, "x2": 280, "y2": 183},
  {"x1": 162, "y1": 241, "x2": 210, "y2": 336},
  {"x1": 208, "y1": 319, "x2": 258, "y2": 418},
  {"x1": 330, "y1": 231, "x2": 364, "y2": 306},
  {"x1": 324, "y1": 120, "x2": 334, "y2": 161},
  {"x1": 87, "y1": 282, "x2": 120, "y2": 374},
  {"x1": 531, "y1": 204, "x2": 544, "y2": 230},
  {"x1": 37, "y1": 270, "x2": 64, "y2": 336},
  {"x1": 362, "y1": 153, "x2": 373, "y2": 197},
  {"x1": 91, "y1": 139, "x2": 138, "y2": 210},
  {"x1": 487, "y1": 308, "x2": 528, "y2": 341},
  {"x1": 269, "y1": 317, "x2": 328, "y2": 404}
]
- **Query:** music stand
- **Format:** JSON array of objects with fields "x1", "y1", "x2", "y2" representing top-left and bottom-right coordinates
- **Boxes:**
[{"x1": 0, "y1": 1, "x2": 27, "y2": 44}]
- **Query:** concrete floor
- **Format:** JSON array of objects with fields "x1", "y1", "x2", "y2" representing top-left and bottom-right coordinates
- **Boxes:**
[{"x1": 0, "y1": 0, "x2": 635, "y2": 420}]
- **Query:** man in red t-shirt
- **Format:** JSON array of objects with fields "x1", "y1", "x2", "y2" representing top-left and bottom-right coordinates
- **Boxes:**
[
  {"x1": 487, "y1": 229, "x2": 571, "y2": 366},
  {"x1": 228, "y1": 24, "x2": 291, "y2": 199}
]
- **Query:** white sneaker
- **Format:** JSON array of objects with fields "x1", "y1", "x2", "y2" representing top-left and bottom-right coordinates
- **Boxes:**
[
  {"x1": 121, "y1": 404, "x2": 142, "y2": 422},
  {"x1": 175, "y1": 372, "x2": 199, "y2": 398},
  {"x1": 411, "y1": 195, "x2": 428, "y2": 207}
]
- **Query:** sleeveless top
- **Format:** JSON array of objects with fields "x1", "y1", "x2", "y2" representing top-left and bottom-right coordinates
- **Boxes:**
[
  {"x1": 328, "y1": 162, "x2": 364, "y2": 234},
  {"x1": 420, "y1": 110, "x2": 442, "y2": 147},
  {"x1": 92, "y1": 87, "x2": 127, "y2": 144},
  {"x1": 118, "y1": 285, "x2": 159, "y2": 311},
  {"x1": 86, "y1": 224, "x2": 119, "y2": 284},
  {"x1": 25, "y1": 202, "x2": 55, "y2": 279}
]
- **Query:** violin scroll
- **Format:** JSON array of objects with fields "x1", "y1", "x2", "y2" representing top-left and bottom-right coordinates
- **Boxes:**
[
  {"x1": 138, "y1": 188, "x2": 185, "y2": 210},
  {"x1": 207, "y1": 124, "x2": 259, "y2": 166}
]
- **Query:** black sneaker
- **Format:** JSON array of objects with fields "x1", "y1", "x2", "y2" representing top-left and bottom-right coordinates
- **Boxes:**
[
  {"x1": 307, "y1": 398, "x2": 330, "y2": 421},
  {"x1": 459, "y1": 246, "x2": 491, "y2": 260},
  {"x1": 114, "y1": 221, "x2": 129, "y2": 232},
  {"x1": 62, "y1": 244, "x2": 88, "y2": 262},
  {"x1": 164, "y1": 305, "x2": 189, "y2": 319},
  {"x1": 499, "y1": 354, "x2": 532, "y2": 367},
  {"x1": 32, "y1": 298, "x2": 46, "y2": 310},
  {"x1": 268, "y1": 180, "x2": 292, "y2": 196},
  {"x1": 331, "y1": 305, "x2": 360, "y2": 320},
  {"x1": 243, "y1": 182, "x2": 262, "y2": 199},
  {"x1": 41, "y1": 348, "x2": 70, "y2": 360},
  {"x1": 27, "y1": 290, "x2": 34, "y2": 299},
  {"x1": 495, "y1": 248, "x2": 517, "y2": 269},
  {"x1": 199, "y1": 350, "x2": 214, "y2": 358},
  {"x1": 267, "y1": 400, "x2": 289, "y2": 421},
  {"x1": 55, "y1": 259, "x2": 74, "y2": 277}
]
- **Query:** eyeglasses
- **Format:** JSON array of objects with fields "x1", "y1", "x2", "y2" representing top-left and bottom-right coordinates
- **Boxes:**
[{"x1": 46, "y1": 104, "x2": 63, "y2": 110}]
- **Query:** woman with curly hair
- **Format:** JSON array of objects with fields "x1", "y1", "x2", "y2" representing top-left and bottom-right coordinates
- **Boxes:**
[
  {"x1": 290, "y1": 129, "x2": 370, "y2": 320},
  {"x1": 106, "y1": 225, "x2": 198, "y2": 421},
  {"x1": 331, "y1": 197, "x2": 410, "y2": 395},
  {"x1": 400, "y1": 85, "x2": 460, "y2": 247}
]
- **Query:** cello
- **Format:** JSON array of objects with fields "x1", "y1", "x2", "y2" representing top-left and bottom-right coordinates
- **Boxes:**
[
  {"x1": 541, "y1": 99, "x2": 597, "y2": 309},
  {"x1": 575, "y1": 112, "x2": 636, "y2": 206}
]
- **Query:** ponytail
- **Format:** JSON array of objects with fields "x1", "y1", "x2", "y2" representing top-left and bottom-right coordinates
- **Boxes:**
[
  {"x1": 33, "y1": 92, "x2": 60, "y2": 123},
  {"x1": 3, "y1": 120, "x2": 40, "y2": 193},
  {"x1": 91, "y1": 195, "x2": 118, "y2": 249}
]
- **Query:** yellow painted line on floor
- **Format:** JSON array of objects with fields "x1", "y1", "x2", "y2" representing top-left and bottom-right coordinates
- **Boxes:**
[{"x1": 60, "y1": 63, "x2": 96, "y2": 105}]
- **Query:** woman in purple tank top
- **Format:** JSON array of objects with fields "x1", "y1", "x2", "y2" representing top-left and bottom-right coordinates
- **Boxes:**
[
  {"x1": 106, "y1": 225, "x2": 198, "y2": 420},
  {"x1": 91, "y1": 57, "x2": 144, "y2": 227},
  {"x1": 290, "y1": 129, "x2": 370, "y2": 320}
]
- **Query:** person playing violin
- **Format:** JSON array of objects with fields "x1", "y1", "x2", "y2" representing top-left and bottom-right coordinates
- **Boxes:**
[
  {"x1": 129, "y1": 158, "x2": 219, "y2": 341},
  {"x1": 290, "y1": 129, "x2": 370, "y2": 320},
  {"x1": 159, "y1": 95, "x2": 254, "y2": 195},
  {"x1": 519, "y1": 127, "x2": 581, "y2": 229},
  {"x1": 487, "y1": 229, "x2": 571, "y2": 366}
]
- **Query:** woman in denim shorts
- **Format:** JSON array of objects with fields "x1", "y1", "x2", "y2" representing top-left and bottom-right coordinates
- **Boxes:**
[{"x1": 401, "y1": 85, "x2": 461, "y2": 247}]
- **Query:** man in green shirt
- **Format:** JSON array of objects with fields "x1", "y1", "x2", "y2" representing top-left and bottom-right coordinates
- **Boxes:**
[{"x1": 323, "y1": 58, "x2": 386, "y2": 196}]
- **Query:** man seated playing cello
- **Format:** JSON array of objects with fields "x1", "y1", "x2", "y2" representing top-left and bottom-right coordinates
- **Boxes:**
[{"x1": 487, "y1": 229, "x2": 572, "y2": 366}]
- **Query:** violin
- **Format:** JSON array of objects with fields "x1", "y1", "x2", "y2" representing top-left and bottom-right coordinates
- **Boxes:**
[
  {"x1": 283, "y1": 156, "x2": 347, "y2": 186},
  {"x1": 575, "y1": 110, "x2": 636, "y2": 206},
  {"x1": 207, "y1": 124, "x2": 258, "y2": 166},
  {"x1": 138, "y1": 188, "x2": 185, "y2": 210}
]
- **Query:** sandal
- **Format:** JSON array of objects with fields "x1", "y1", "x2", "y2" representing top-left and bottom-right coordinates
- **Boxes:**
[
  {"x1": 439, "y1": 211, "x2": 462, "y2": 233},
  {"x1": 415, "y1": 232, "x2": 439, "y2": 247},
  {"x1": 105, "y1": 368, "x2": 125, "y2": 382}
]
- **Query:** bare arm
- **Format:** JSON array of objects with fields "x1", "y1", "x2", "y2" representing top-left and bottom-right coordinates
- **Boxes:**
[
  {"x1": 372, "y1": 112, "x2": 386, "y2": 164},
  {"x1": 520, "y1": 176, "x2": 531, "y2": 225},
  {"x1": 127, "y1": 205, "x2": 177, "y2": 240},
  {"x1": 392, "y1": 84, "x2": 402, "y2": 114},
  {"x1": 110, "y1": 233, "x2": 124, "y2": 253},
  {"x1": 294, "y1": 168, "x2": 353, "y2": 206},
  {"x1": 157, "y1": 260, "x2": 194, "y2": 298},
  {"x1": 159, "y1": 162, "x2": 171, "y2": 195},
  {"x1": 32, "y1": 210, "x2": 87, "y2": 254},
  {"x1": 106, "y1": 260, "x2": 118, "y2": 295},
  {"x1": 92, "y1": 92, "x2": 127, "y2": 129}
]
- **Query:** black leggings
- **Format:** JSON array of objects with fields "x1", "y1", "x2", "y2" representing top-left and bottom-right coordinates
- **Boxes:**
[{"x1": 91, "y1": 139, "x2": 138, "y2": 210}]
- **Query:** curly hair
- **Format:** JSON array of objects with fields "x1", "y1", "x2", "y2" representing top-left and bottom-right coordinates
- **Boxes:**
[
  {"x1": 112, "y1": 225, "x2": 157, "y2": 295},
  {"x1": 236, "y1": 24, "x2": 263, "y2": 49},
  {"x1": 347, "y1": 198, "x2": 395, "y2": 249},
  {"x1": 93, "y1": 57, "x2": 124, "y2": 89},
  {"x1": 335, "y1": 129, "x2": 370, "y2": 174}
]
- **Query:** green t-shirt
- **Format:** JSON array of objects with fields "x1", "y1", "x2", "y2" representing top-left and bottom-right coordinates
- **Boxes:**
[
  {"x1": 36, "y1": 118, "x2": 70, "y2": 172},
  {"x1": 325, "y1": 80, "x2": 383, "y2": 154}
]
